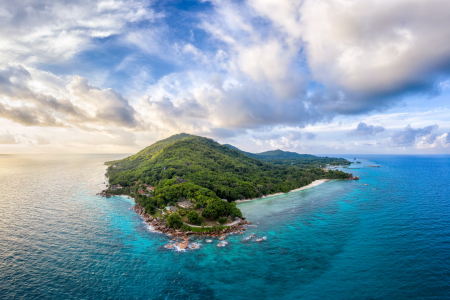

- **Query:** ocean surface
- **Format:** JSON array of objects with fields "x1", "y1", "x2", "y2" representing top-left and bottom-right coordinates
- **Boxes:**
[{"x1": 1, "y1": 154, "x2": 450, "y2": 299}]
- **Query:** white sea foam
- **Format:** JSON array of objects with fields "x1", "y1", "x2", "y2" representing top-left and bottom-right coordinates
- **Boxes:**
[
  {"x1": 256, "y1": 236, "x2": 267, "y2": 242},
  {"x1": 217, "y1": 241, "x2": 228, "y2": 247}
]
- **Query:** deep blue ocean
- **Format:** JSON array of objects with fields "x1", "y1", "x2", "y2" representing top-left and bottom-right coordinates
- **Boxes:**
[{"x1": 1, "y1": 154, "x2": 450, "y2": 299}]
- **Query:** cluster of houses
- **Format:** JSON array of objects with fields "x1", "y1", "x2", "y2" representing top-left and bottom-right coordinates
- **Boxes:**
[
  {"x1": 165, "y1": 206, "x2": 178, "y2": 213},
  {"x1": 164, "y1": 199, "x2": 194, "y2": 214},
  {"x1": 325, "y1": 164, "x2": 342, "y2": 170},
  {"x1": 178, "y1": 200, "x2": 193, "y2": 208},
  {"x1": 117, "y1": 180, "x2": 199, "y2": 215},
  {"x1": 133, "y1": 181, "x2": 155, "y2": 197}
]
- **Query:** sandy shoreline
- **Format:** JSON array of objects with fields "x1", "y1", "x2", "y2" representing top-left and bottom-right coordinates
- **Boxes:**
[{"x1": 235, "y1": 179, "x2": 330, "y2": 203}]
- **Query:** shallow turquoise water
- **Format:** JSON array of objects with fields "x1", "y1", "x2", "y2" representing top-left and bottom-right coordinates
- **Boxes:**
[{"x1": 1, "y1": 154, "x2": 449, "y2": 299}]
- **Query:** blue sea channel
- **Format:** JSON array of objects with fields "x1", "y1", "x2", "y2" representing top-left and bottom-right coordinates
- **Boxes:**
[{"x1": 1, "y1": 154, "x2": 450, "y2": 299}]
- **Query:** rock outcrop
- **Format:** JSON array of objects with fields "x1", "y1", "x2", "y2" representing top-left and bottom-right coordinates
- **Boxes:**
[
  {"x1": 130, "y1": 204, "x2": 252, "y2": 238},
  {"x1": 346, "y1": 173, "x2": 360, "y2": 180}
]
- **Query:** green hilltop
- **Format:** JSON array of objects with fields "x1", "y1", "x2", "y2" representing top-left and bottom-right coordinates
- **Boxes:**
[
  {"x1": 104, "y1": 134, "x2": 350, "y2": 229},
  {"x1": 223, "y1": 145, "x2": 350, "y2": 167}
]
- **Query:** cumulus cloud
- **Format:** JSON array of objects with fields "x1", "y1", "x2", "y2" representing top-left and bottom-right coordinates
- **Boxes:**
[
  {"x1": 0, "y1": 64, "x2": 89, "y2": 125},
  {"x1": 139, "y1": 72, "x2": 330, "y2": 135},
  {"x1": 67, "y1": 76, "x2": 139, "y2": 128},
  {"x1": 301, "y1": 0, "x2": 450, "y2": 106},
  {"x1": 249, "y1": 130, "x2": 316, "y2": 150},
  {"x1": 0, "y1": 0, "x2": 157, "y2": 65},
  {"x1": 388, "y1": 124, "x2": 438, "y2": 147},
  {"x1": 416, "y1": 132, "x2": 450, "y2": 149},
  {"x1": 0, "y1": 64, "x2": 143, "y2": 130},
  {"x1": 197, "y1": 0, "x2": 450, "y2": 117},
  {"x1": 1, "y1": 0, "x2": 450, "y2": 152},
  {"x1": 424, "y1": 133, "x2": 438, "y2": 144},
  {"x1": 0, "y1": 132, "x2": 19, "y2": 144},
  {"x1": 347, "y1": 122, "x2": 385, "y2": 137},
  {"x1": 199, "y1": 1, "x2": 307, "y2": 100}
]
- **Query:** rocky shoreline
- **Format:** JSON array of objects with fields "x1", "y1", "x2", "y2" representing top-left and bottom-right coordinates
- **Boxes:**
[
  {"x1": 96, "y1": 190, "x2": 112, "y2": 198},
  {"x1": 131, "y1": 204, "x2": 252, "y2": 239}
]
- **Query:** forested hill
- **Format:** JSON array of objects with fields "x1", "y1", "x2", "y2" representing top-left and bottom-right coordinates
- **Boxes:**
[
  {"x1": 106, "y1": 134, "x2": 350, "y2": 202},
  {"x1": 223, "y1": 145, "x2": 350, "y2": 167},
  {"x1": 222, "y1": 144, "x2": 259, "y2": 159},
  {"x1": 106, "y1": 133, "x2": 190, "y2": 172}
]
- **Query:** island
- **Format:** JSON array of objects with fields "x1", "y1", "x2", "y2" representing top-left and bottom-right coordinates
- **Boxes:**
[{"x1": 99, "y1": 134, "x2": 355, "y2": 239}]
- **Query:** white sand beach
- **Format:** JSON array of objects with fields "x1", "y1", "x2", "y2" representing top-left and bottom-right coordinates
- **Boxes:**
[{"x1": 235, "y1": 179, "x2": 330, "y2": 203}]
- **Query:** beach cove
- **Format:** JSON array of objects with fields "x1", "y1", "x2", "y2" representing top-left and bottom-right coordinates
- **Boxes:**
[{"x1": 235, "y1": 179, "x2": 331, "y2": 203}]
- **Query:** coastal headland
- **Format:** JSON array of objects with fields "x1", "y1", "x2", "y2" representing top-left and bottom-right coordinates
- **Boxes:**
[{"x1": 99, "y1": 133, "x2": 354, "y2": 240}]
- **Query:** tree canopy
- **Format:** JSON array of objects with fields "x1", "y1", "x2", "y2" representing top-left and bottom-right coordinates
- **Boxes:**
[{"x1": 105, "y1": 134, "x2": 351, "y2": 220}]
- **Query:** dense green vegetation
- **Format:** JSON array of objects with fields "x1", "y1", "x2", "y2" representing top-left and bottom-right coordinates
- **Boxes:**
[
  {"x1": 105, "y1": 134, "x2": 350, "y2": 226},
  {"x1": 187, "y1": 211, "x2": 203, "y2": 225},
  {"x1": 224, "y1": 145, "x2": 350, "y2": 168},
  {"x1": 166, "y1": 213, "x2": 183, "y2": 229}
]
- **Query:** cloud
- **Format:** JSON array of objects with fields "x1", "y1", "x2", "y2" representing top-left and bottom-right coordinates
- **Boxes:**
[
  {"x1": 0, "y1": 0, "x2": 157, "y2": 65},
  {"x1": 197, "y1": 0, "x2": 450, "y2": 118},
  {"x1": 284, "y1": 131, "x2": 316, "y2": 141},
  {"x1": 287, "y1": 131, "x2": 302, "y2": 141},
  {"x1": 201, "y1": 127, "x2": 244, "y2": 139},
  {"x1": 0, "y1": 132, "x2": 19, "y2": 144},
  {"x1": 416, "y1": 132, "x2": 450, "y2": 149},
  {"x1": 304, "y1": 132, "x2": 317, "y2": 140},
  {"x1": 0, "y1": 101, "x2": 66, "y2": 127},
  {"x1": 77, "y1": 129, "x2": 137, "y2": 146},
  {"x1": 301, "y1": 0, "x2": 450, "y2": 105},
  {"x1": 388, "y1": 124, "x2": 438, "y2": 147},
  {"x1": 0, "y1": 64, "x2": 144, "y2": 130},
  {"x1": 347, "y1": 122, "x2": 385, "y2": 137},
  {"x1": 0, "y1": 64, "x2": 89, "y2": 124},
  {"x1": 36, "y1": 136, "x2": 50, "y2": 145},
  {"x1": 1, "y1": 0, "x2": 450, "y2": 153},
  {"x1": 425, "y1": 133, "x2": 438, "y2": 144},
  {"x1": 139, "y1": 72, "x2": 331, "y2": 135},
  {"x1": 67, "y1": 75, "x2": 139, "y2": 128},
  {"x1": 199, "y1": 1, "x2": 308, "y2": 100}
]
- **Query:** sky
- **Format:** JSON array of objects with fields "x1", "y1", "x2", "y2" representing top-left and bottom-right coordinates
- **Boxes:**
[{"x1": 1, "y1": 0, "x2": 450, "y2": 154}]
